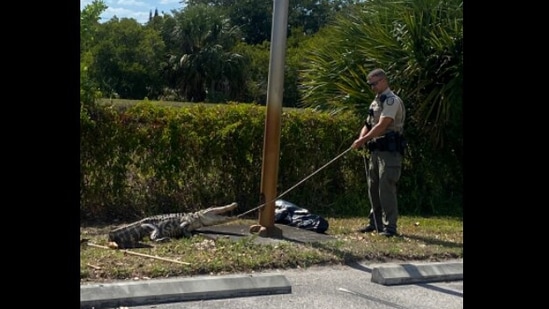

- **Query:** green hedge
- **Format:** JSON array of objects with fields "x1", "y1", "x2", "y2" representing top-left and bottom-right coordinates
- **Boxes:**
[{"x1": 80, "y1": 101, "x2": 461, "y2": 222}]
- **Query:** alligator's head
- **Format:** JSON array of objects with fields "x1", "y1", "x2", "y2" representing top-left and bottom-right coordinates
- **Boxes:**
[
  {"x1": 199, "y1": 202, "x2": 238, "y2": 226},
  {"x1": 182, "y1": 202, "x2": 238, "y2": 232}
]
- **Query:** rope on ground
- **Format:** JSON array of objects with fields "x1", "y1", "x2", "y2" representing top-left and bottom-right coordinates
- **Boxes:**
[{"x1": 86, "y1": 242, "x2": 191, "y2": 265}]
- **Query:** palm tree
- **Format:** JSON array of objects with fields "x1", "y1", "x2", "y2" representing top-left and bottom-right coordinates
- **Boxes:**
[
  {"x1": 169, "y1": 4, "x2": 246, "y2": 102},
  {"x1": 300, "y1": 0, "x2": 462, "y2": 153}
]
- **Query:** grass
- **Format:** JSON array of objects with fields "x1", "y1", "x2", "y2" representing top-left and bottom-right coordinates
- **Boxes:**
[{"x1": 80, "y1": 215, "x2": 462, "y2": 284}]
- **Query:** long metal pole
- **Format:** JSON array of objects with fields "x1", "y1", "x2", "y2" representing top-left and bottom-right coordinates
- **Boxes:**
[{"x1": 252, "y1": 0, "x2": 289, "y2": 237}]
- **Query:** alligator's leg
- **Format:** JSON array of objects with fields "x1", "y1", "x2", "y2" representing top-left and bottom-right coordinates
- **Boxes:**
[
  {"x1": 141, "y1": 223, "x2": 169, "y2": 243},
  {"x1": 181, "y1": 202, "x2": 238, "y2": 235},
  {"x1": 146, "y1": 222, "x2": 183, "y2": 243},
  {"x1": 108, "y1": 222, "x2": 156, "y2": 249}
]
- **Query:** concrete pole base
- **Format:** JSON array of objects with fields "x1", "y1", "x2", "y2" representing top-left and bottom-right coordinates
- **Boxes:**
[{"x1": 249, "y1": 224, "x2": 284, "y2": 238}]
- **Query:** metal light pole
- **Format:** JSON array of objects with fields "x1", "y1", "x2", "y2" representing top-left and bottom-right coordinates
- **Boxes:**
[{"x1": 249, "y1": 0, "x2": 289, "y2": 238}]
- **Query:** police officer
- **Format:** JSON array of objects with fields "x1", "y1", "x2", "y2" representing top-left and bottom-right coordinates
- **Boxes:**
[{"x1": 351, "y1": 68, "x2": 406, "y2": 237}]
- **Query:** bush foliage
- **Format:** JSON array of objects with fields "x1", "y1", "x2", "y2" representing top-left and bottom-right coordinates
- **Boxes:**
[{"x1": 80, "y1": 102, "x2": 461, "y2": 223}]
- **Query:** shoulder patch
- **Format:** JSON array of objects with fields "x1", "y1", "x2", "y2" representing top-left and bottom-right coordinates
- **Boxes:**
[{"x1": 386, "y1": 97, "x2": 395, "y2": 106}]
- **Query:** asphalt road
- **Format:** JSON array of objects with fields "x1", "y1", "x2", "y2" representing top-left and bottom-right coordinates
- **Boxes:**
[{"x1": 84, "y1": 259, "x2": 463, "y2": 309}]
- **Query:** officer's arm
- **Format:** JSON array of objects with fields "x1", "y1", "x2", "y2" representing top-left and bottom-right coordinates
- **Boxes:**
[
  {"x1": 370, "y1": 117, "x2": 393, "y2": 136},
  {"x1": 352, "y1": 117, "x2": 393, "y2": 148},
  {"x1": 359, "y1": 125, "x2": 368, "y2": 137}
]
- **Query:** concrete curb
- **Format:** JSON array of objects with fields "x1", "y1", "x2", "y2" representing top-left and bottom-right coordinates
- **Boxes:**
[
  {"x1": 80, "y1": 261, "x2": 463, "y2": 308},
  {"x1": 371, "y1": 261, "x2": 463, "y2": 285},
  {"x1": 80, "y1": 273, "x2": 291, "y2": 309}
]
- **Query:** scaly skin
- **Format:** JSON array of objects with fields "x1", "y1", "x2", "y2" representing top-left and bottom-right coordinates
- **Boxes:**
[{"x1": 107, "y1": 202, "x2": 238, "y2": 249}]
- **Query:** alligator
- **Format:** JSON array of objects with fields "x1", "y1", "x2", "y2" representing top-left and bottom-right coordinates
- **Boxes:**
[{"x1": 107, "y1": 202, "x2": 238, "y2": 249}]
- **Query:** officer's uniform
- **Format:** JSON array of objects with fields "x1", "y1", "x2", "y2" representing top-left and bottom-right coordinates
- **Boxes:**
[{"x1": 365, "y1": 88, "x2": 406, "y2": 234}]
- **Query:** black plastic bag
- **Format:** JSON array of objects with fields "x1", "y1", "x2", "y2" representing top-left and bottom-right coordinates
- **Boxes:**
[{"x1": 274, "y1": 199, "x2": 329, "y2": 233}]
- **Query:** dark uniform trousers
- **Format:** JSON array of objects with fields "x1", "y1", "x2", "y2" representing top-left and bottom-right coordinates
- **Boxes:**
[{"x1": 367, "y1": 150, "x2": 402, "y2": 232}]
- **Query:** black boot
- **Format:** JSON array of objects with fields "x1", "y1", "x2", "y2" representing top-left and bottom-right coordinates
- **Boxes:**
[{"x1": 379, "y1": 227, "x2": 397, "y2": 237}]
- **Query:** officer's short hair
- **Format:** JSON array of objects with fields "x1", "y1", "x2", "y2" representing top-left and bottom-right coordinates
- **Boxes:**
[{"x1": 367, "y1": 68, "x2": 386, "y2": 79}]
